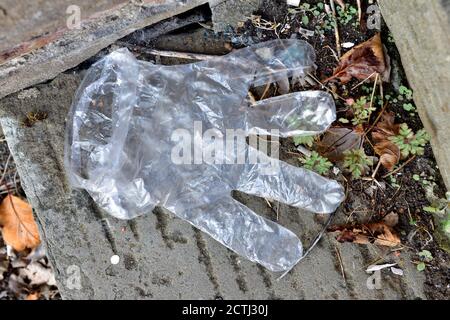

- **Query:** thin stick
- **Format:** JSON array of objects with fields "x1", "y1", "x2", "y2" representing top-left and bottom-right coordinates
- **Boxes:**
[
  {"x1": 0, "y1": 153, "x2": 12, "y2": 186},
  {"x1": 371, "y1": 160, "x2": 382, "y2": 179},
  {"x1": 369, "y1": 73, "x2": 379, "y2": 116},
  {"x1": 123, "y1": 44, "x2": 219, "y2": 61},
  {"x1": 330, "y1": 0, "x2": 342, "y2": 58},
  {"x1": 260, "y1": 82, "x2": 271, "y2": 101},
  {"x1": 324, "y1": 45, "x2": 340, "y2": 63},
  {"x1": 382, "y1": 156, "x2": 416, "y2": 179},
  {"x1": 357, "y1": 0, "x2": 362, "y2": 25},
  {"x1": 247, "y1": 91, "x2": 257, "y2": 105},
  {"x1": 365, "y1": 101, "x2": 389, "y2": 137},
  {"x1": 335, "y1": 245, "x2": 347, "y2": 283},
  {"x1": 307, "y1": 72, "x2": 346, "y2": 101},
  {"x1": 351, "y1": 71, "x2": 377, "y2": 91}
]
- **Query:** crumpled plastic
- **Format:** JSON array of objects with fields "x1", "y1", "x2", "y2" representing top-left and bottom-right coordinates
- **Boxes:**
[{"x1": 64, "y1": 39, "x2": 345, "y2": 272}]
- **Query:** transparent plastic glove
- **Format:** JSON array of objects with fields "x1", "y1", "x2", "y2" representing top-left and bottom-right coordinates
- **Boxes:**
[{"x1": 65, "y1": 40, "x2": 345, "y2": 272}]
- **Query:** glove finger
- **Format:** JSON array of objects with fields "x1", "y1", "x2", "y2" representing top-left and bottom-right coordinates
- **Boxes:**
[
  {"x1": 236, "y1": 148, "x2": 345, "y2": 214},
  {"x1": 246, "y1": 91, "x2": 336, "y2": 138},
  {"x1": 173, "y1": 196, "x2": 303, "y2": 272}
]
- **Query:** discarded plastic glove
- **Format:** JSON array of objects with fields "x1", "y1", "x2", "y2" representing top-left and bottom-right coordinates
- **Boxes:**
[{"x1": 65, "y1": 40, "x2": 345, "y2": 272}]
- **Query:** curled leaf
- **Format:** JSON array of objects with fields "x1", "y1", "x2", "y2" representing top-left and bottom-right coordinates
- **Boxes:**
[
  {"x1": 374, "y1": 140, "x2": 400, "y2": 171},
  {"x1": 0, "y1": 195, "x2": 41, "y2": 252},
  {"x1": 372, "y1": 112, "x2": 400, "y2": 171},
  {"x1": 326, "y1": 33, "x2": 390, "y2": 84},
  {"x1": 317, "y1": 126, "x2": 364, "y2": 162}
]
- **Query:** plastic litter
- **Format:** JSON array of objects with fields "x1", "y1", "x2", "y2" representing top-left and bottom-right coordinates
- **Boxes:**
[{"x1": 65, "y1": 39, "x2": 345, "y2": 272}]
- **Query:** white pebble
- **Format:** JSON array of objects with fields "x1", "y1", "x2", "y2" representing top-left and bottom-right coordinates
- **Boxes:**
[
  {"x1": 342, "y1": 42, "x2": 355, "y2": 49},
  {"x1": 110, "y1": 255, "x2": 120, "y2": 265}
]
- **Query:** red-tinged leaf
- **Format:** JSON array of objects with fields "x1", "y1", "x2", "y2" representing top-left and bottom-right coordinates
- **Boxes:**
[{"x1": 326, "y1": 33, "x2": 390, "y2": 84}]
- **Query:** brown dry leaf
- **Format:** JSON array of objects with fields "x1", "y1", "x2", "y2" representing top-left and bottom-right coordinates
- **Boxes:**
[
  {"x1": 326, "y1": 33, "x2": 390, "y2": 84},
  {"x1": 317, "y1": 126, "x2": 364, "y2": 162},
  {"x1": 328, "y1": 222, "x2": 401, "y2": 247},
  {"x1": 374, "y1": 140, "x2": 400, "y2": 171},
  {"x1": 372, "y1": 111, "x2": 401, "y2": 171},
  {"x1": 26, "y1": 292, "x2": 41, "y2": 300},
  {"x1": 0, "y1": 195, "x2": 41, "y2": 252}
]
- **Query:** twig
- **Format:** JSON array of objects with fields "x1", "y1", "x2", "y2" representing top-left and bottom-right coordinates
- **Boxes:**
[
  {"x1": 247, "y1": 91, "x2": 257, "y2": 105},
  {"x1": 330, "y1": 0, "x2": 342, "y2": 58},
  {"x1": 278, "y1": 211, "x2": 337, "y2": 280},
  {"x1": 324, "y1": 45, "x2": 340, "y2": 63},
  {"x1": 0, "y1": 153, "x2": 12, "y2": 186},
  {"x1": 371, "y1": 160, "x2": 382, "y2": 179},
  {"x1": 382, "y1": 156, "x2": 416, "y2": 179},
  {"x1": 351, "y1": 71, "x2": 376, "y2": 91},
  {"x1": 334, "y1": 245, "x2": 347, "y2": 283},
  {"x1": 264, "y1": 198, "x2": 273, "y2": 209},
  {"x1": 306, "y1": 72, "x2": 346, "y2": 101},
  {"x1": 368, "y1": 73, "x2": 379, "y2": 117},
  {"x1": 356, "y1": 0, "x2": 362, "y2": 25},
  {"x1": 364, "y1": 101, "x2": 389, "y2": 137},
  {"x1": 123, "y1": 44, "x2": 219, "y2": 61},
  {"x1": 276, "y1": 202, "x2": 280, "y2": 221},
  {"x1": 260, "y1": 82, "x2": 271, "y2": 101}
]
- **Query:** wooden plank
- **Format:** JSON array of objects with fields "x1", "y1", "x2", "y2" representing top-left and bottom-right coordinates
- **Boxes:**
[
  {"x1": 378, "y1": 0, "x2": 450, "y2": 189},
  {"x1": 0, "y1": 0, "x2": 211, "y2": 100}
]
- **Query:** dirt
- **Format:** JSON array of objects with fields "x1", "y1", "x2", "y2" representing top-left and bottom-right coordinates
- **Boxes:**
[{"x1": 226, "y1": 0, "x2": 449, "y2": 299}]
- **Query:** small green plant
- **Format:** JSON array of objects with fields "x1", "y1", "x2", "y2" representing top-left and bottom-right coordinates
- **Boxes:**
[
  {"x1": 336, "y1": 5, "x2": 358, "y2": 25},
  {"x1": 399, "y1": 85, "x2": 413, "y2": 100},
  {"x1": 416, "y1": 262, "x2": 426, "y2": 272},
  {"x1": 423, "y1": 191, "x2": 450, "y2": 235},
  {"x1": 300, "y1": 151, "x2": 333, "y2": 175},
  {"x1": 349, "y1": 97, "x2": 376, "y2": 125},
  {"x1": 402, "y1": 103, "x2": 415, "y2": 112},
  {"x1": 417, "y1": 250, "x2": 433, "y2": 272},
  {"x1": 387, "y1": 32, "x2": 395, "y2": 43},
  {"x1": 389, "y1": 124, "x2": 430, "y2": 158},
  {"x1": 343, "y1": 149, "x2": 373, "y2": 179},
  {"x1": 293, "y1": 135, "x2": 315, "y2": 147}
]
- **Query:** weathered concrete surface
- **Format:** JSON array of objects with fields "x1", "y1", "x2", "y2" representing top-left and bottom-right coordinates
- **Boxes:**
[
  {"x1": 0, "y1": 68, "x2": 426, "y2": 300},
  {"x1": 210, "y1": 0, "x2": 262, "y2": 32},
  {"x1": 0, "y1": 0, "x2": 212, "y2": 100},
  {"x1": 379, "y1": 0, "x2": 450, "y2": 190}
]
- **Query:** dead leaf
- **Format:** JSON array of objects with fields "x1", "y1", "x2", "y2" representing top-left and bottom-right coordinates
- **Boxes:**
[
  {"x1": 383, "y1": 212, "x2": 399, "y2": 228},
  {"x1": 326, "y1": 33, "x2": 390, "y2": 84},
  {"x1": 317, "y1": 126, "x2": 364, "y2": 162},
  {"x1": 372, "y1": 111, "x2": 399, "y2": 140},
  {"x1": 374, "y1": 140, "x2": 400, "y2": 171},
  {"x1": 26, "y1": 292, "x2": 41, "y2": 300},
  {"x1": 0, "y1": 195, "x2": 41, "y2": 252},
  {"x1": 19, "y1": 262, "x2": 56, "y2": 286},
  {"x1": 328, "y1": 222, "x2": 401, "y2": 247},
  {"x1": 372, "y1": 112, "x2": 401, "y2": 171}
]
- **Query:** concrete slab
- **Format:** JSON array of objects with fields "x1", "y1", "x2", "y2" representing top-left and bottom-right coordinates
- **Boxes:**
[{"x1": 0, "y1": 66, "x2": 426, "y2": 300}]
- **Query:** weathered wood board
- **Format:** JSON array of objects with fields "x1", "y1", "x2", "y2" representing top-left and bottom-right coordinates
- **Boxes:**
[{"x1": 379, "y1": 0, "x2": 450, "y2": 189}]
